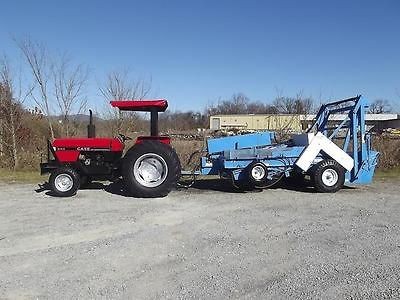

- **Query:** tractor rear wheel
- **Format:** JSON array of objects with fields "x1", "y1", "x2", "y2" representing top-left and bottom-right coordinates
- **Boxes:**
[
  {"x1": 313, "y1": 159, "x2": 345, "y2": 193},
  {"x1": 49, "y1": 167, "x2": 80, "y2": 197},
  {"x1": 122, "y1": 141, "x2": 181, "y2": 197}
]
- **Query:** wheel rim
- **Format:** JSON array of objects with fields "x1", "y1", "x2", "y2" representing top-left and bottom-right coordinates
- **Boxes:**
[
  {"x1": 133, "y1": 153, "x2": 168, "y2": 188},
  {"x1": 321, "y1": 169, "x2": 338, "y2": 186},
  {"x1": 54, "y1": 174, "x2": 74, "y2": 192},
  {"x1": 251, "y1": 165, "x2": 266, "y2": 181}
]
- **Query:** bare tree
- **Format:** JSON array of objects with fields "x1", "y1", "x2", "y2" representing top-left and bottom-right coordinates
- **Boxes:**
[
  {"x1": 247, "y1": 101, "x2": 278, "y2": 114},
  {"x1": 99, "y1": 69, "x2": 151, "y2": 101},
  {"x1": 205, "y1": 93, "x2": 281, "y2": 130},
  {"x1": 273, "y1": 92, "x2": 314, "y2": 114},
  {"x1": 369, "y1": 99, "x2": 392, "y2": 114},
  {"x1": 206, "y1": 93, "x2": 250, "y2": 115},
  {"x1": 99, "y1": 69, "x2": 151, "y2": 135},
  {"x1": 270, "y1": 91, "x2": 315, "y2": 137},
  {"x1": 52, "y1": 55, "x2": 88, "y2": 136},
  {"x1": 0, "y1": 58, "x2": 30, "y2": 170},
  {"x1": 17, "y1": 38, "x2": 55, "y2": 139},
  {"x1": 159, "y1": 111, "x2": 205, "y2": 131}
]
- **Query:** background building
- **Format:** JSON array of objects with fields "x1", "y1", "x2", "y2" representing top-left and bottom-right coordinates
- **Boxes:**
[
  {"x1": 210, "y1": 113, "x2": 400, "y2": 133},
  {"x1": 209, "y1": 114, "x2": 305, "y2": 132}
]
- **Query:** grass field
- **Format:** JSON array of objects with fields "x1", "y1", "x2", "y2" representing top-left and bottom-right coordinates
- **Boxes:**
[
  {"x1": 375, "y1": 167, "x2": 400, "y2": 179},
  {"x1": 0, "y1": 169, "x2": 44, "y2": 183},
  {"x1": 1, "y1": 167, "x2": 399, "y2": 185}
]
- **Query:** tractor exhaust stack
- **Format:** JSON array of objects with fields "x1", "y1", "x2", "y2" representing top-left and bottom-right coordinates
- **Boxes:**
[{"x1": 87, "y1": 109, "x2": 96, "y2": 138}]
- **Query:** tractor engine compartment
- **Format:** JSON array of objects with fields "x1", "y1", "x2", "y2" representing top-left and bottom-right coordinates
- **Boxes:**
[{"x1": 78, "y1": 150, "x2": 123, "y2": 176}]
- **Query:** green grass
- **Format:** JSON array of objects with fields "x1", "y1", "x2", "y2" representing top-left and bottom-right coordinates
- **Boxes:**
[
  {"x1": 375, "y1": 167, "x2": 400, "y2": 179},
  {"x1": 0, "y1": 168, "x2": 45, "y2": 183},
  {"x1": 0, "y1": 166, "x2": 398, "y2": 184}
]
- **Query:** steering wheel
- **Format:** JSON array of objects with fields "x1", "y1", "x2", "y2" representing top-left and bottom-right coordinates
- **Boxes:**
[{"x1": 118, "y1": 133, "x2": 133, "y2": 142}]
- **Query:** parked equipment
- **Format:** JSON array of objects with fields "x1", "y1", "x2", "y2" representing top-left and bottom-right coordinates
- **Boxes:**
[
  {"x1": 40, "y1": 95, "x2": 378, "y2": 197},
  {"x1": 41, "y1": 100, "x2": 181, "y2": 197},
  {"x1": 198, "y1": 95, "x2": 379, "y2": 192}
]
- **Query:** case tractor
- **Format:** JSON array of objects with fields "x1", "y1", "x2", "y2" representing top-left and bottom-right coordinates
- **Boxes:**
[
  {"x1": 41, "y1": 95, "x2": 379, "y2": 197},
  {"x1": 41, "y1": 100, "x2": 181, "y2": 197}
]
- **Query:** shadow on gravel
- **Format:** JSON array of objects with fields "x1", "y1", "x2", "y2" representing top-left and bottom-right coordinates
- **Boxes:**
[
  {"x1": 187, "y1": 178, "x2": 312, "y2": 193},
  {"x1": 35, "y1": 182, "x2": 50, "y2": 193},
  {"x1": 187, "y1": 178, "x2": 246, "y2": 193},
  {"x1": 35, "y1": 180, "x2": 133, "y2": 197},
  {"x1": 79, "y1": 181, "x2": 132, "y2": 197},
  {"x1": 103, "y1": 181, "x2": 133, "y2": 197},
  {"x1": 35, "y1": 177, "x2": 356, "y2": 198},
  {"x1": 188, "y1": 178, "x2": 356, "y2": 194}
]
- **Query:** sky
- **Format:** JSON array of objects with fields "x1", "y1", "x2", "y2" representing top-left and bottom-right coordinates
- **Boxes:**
[{"x1": 0, "y1": 0, "x2": 399, "y2": 112}]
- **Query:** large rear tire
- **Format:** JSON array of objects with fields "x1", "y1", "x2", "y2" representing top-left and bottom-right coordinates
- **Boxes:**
[
  {"x1": 122, "y1": 141, "x2": 181, "y2": 197},
  {"x1": 313, "y1": 159, "x2": 345, "y2": 193},
  {"x1": 49, "y1": 167, "x2": 80, "y2": 197}
]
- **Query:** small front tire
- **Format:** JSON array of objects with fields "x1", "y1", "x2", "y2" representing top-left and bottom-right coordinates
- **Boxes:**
[
  {"x1": 313, "y1": 159, "x2": 345, "y2": 193},
  {"x1": 49, "y1": 167, "x2": 80, "y2": 197},
  {"x1": 247, "y1": 162, "x2": 268, "y2": 186}
]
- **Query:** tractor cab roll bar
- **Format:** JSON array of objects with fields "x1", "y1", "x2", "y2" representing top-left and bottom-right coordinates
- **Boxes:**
[{"x1": 110, "y1": 99, "x2": 168, "y2": 136}]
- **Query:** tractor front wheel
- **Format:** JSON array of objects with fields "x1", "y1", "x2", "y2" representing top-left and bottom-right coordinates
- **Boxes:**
[
  {"x1": 49, "y1": 167, "x2": 80, "y2": 197},
  {"x1": 122, "y1": 141, "x2": 181, "y2": 198}
]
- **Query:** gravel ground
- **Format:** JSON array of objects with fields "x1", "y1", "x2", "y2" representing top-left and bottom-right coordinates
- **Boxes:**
[{"x1": 0, "y1": 179, "x2": 400, "y2": 299}]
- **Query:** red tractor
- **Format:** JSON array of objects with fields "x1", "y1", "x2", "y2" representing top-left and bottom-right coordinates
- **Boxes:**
[{"x1": 40, "y1": 100, "x2": 181, "y2": 197}]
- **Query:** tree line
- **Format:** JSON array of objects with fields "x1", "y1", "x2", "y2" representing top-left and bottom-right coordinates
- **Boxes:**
[{"x1": 0, "y1": 38, "x2": 395, "y2": 171}]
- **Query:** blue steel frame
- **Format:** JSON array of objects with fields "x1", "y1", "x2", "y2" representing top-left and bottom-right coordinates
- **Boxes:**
[
  {"x1": 201, "y1": 95, "x2": 378, "y2": 185},
  {"x1": 307, "y1": 95, "x2": 378, "y2": 183}
]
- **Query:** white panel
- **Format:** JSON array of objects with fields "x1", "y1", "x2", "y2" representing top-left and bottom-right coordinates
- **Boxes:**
[
  {"x1": 295, "y1": 137, "x2": 323, "y2": 171},
  {"x1": 295, "y1": 132, "x2": 354, "y2": 172}
]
